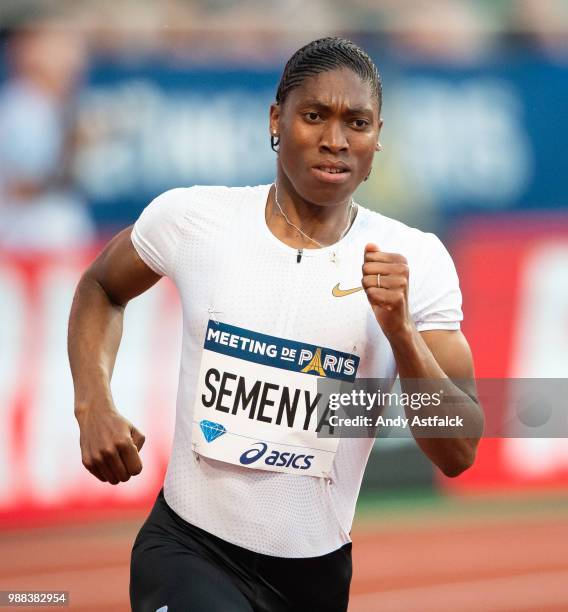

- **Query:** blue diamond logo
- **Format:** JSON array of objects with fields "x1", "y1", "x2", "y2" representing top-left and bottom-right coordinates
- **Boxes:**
[{"x1": 200, "y1": 420, "x2": 226, "y2": 443}]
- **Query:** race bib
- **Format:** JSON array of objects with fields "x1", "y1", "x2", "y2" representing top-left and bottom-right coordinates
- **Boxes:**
[{"x1": 191, "y1": 320, "x2": 359, "y2": 478}]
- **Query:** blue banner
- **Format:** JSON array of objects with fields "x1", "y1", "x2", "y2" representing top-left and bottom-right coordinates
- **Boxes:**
[{"x1": 3, "y1": 53, "x2": 566, "y2": 224}]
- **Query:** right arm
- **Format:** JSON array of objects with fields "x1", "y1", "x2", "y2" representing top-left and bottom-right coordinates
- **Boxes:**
[{"x1": 68, "y1": 227, "x2": 162, "y2": 484}]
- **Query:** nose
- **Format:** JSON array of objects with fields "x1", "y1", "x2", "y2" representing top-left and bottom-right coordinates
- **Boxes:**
[{"x1": 319, "y1": 119, "x2": 348, "y2": 154}]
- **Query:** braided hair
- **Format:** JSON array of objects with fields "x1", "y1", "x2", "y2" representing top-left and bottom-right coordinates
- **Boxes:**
[{"x1": 275, "y1": 36, "x2": 382, "y2": 109}]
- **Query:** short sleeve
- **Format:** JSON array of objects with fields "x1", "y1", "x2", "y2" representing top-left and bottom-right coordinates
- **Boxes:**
[
  {"x1": 411, "y1": 234, "x2": 463, "y2": 331},
  {"x1": 131, "y1": 188, "x2": 189, "y2": 278}
]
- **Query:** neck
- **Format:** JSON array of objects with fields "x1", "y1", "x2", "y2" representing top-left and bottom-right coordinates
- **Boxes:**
[{"x1": 268, "y1": 173, "x2": 355, "y2": 249}]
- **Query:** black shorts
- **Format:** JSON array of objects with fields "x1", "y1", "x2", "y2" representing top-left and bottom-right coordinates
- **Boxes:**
[{"x1": 130, "y1": 490, "x2": 352, "y2": 612}]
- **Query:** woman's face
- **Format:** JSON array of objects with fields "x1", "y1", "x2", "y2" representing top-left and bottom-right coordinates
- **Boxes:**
[{"x1": 270, "y1": 67, "x2": 382, "y2": 206}]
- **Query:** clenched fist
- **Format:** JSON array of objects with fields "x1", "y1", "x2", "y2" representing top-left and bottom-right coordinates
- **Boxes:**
[
  {"x1": 76, "y1": 402, "x2": 145, "y2": 485},
  {"x1": 362, "y1": 243, "x2": 413, "y2": 339}
]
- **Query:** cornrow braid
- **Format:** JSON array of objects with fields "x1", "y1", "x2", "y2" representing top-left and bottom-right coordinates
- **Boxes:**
[{"x1": 276, "y1": 36, "x2": 382, "y2": 110}]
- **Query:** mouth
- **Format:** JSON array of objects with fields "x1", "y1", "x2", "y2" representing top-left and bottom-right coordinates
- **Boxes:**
[{"x1": 311, "y1": 162, "x2": 351, "y2": 183}]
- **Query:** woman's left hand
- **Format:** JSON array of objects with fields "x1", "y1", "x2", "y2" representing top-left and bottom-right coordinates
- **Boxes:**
[{"x1": 362, "y1": 243, "x2": 413, "y2": 339}]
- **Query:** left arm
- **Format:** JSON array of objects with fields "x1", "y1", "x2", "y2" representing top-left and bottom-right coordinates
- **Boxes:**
[
  {"x1": 362, "y1": 244, "x2": 484, "y2": 477},
  {"x1": 390, "y1": 327, "x2": 483, "y2": 477}
]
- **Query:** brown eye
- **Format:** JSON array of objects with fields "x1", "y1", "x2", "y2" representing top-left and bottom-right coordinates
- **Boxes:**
[
  {"x1": 304, "y1": 112, "x2": 321, "y2": 122},
  {"x1": 351, "y1": 119, "x2": 369, "y2": 129}
]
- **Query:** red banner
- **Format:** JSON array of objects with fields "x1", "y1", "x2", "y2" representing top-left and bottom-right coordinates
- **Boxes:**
[
  {"x1": 0, "y1": 248, "x2": 180, "y2": 526},
  {"x1": 442, "y1": 215, "x2": 568, "y2": 492},
  {"x1": 2, "y1": 217, "x2": 567, "y2": 526}
]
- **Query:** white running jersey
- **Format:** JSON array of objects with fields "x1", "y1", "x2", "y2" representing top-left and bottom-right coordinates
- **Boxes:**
[{"x1": 131, "y1": 184, "x2": 462, "y2": 557}]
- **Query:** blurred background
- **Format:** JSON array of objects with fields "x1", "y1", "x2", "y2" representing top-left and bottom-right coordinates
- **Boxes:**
[{"x1": 1, "y1": 1, "x2": 567, "y2": 610}]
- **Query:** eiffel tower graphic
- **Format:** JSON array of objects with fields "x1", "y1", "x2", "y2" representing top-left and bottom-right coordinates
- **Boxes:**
[{"x1": 301, "y1": 347, "x2": 326, "y2": 376}]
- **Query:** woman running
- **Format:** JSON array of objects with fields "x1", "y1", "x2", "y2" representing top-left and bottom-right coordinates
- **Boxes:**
[{"x1": 68, "y1": 36, "x2": 483, "y2": 612}]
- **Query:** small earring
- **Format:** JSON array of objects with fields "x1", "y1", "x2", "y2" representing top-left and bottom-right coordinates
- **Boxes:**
[
  {"x1": 271, "y1": 134, "x2": 280, "y2": 152},
  {"x1": 376, "y1": 143, "x2": 383, "y2": 151}
]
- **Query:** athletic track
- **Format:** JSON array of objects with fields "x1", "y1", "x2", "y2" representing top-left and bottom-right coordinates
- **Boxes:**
[{"x1": 1, "y1": 496, "x2": 567, "y2": 611}]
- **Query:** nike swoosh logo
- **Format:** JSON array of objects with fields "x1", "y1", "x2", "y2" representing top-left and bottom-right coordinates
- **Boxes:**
[{"x1": 332, "y1": 283, "x2": 364, "y2": 297}]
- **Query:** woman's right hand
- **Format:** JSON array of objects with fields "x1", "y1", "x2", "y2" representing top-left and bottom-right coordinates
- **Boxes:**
[{"x1": 76, "y1": 400, "x2": 145, "y2": 485}]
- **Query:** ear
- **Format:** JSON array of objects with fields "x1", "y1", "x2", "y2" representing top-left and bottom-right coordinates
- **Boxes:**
[{"x1": 269, "y1": 103, "x2": 281, "y2": 137}]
